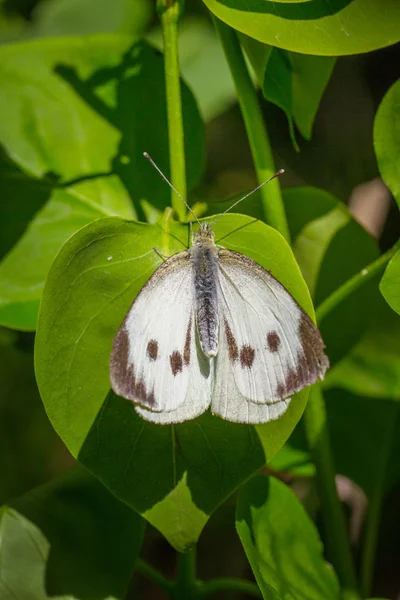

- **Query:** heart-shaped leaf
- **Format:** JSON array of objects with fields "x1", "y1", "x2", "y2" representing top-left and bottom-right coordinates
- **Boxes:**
[
  {"x1": 35, "y1": 212, "x2": 315, "y2": 550},
  {"x1": 236, "y1": 475, "x2": 340, "y2": 599},
  {"x1": 0, "y1": 37, "x2": 204, "y2": 330},
  {"x1": 203, "y1": 0, "x2": 400, "y2": 56}
]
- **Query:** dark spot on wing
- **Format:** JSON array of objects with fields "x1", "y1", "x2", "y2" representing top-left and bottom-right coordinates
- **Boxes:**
[
  {"x1": 170, "y1": 350, "x2": 183, "y2": 376},
  {"x1": 267, "y1": 331, "x2": 280, "y2": 353},
  {"x1": 134, "y1": 378, "x2": 156, "y2": 408},
  {"x1": 110, "y1": 325, "x2": 156, "y2": 407},
  {"x1": 275, "y1": 312, "x2": 330, "y2": 399},
  {"x1": 240, "y1": 344, "x2": 255, "y2": 369},
  {"x1": 183, "y1": 315, "x2": 192, "y2": 366},
  {"x1": 146, "y1": 339, "x2": 158, "y2": 361},
  {"x1": 135, "y1": 379, "x2": 147, "y2": 402},
  {"x1": 110, "y1": 326, "x2": 136, "y2": 398},
  {"x1": 224, "y1": 319, "x2": 238, "y2": 363}
]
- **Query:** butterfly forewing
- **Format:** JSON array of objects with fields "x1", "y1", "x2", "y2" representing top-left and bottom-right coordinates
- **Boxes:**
[
  {"x1": 215, "y1": 249, "x2": 329, "y2": 405},
  {"x1": 110, "y1": 251, "x2": 211, "y2": 416}
]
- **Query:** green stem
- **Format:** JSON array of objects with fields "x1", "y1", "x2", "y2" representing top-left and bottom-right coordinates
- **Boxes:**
[
  {"x1": 213, "y1": 17, "x2": 290, "y2": 242},
  {"x1": 201, "y1": 577, "x2": 262, "y2": 597},
  {"x1": 158, "y1": 0, "x2": 186, "y2": 221},
  {"x1": 174, "y1": 547, "x2": 199, "y2": 599},
  {"x1": 316, "y1": 241, "x2": 400, "y2": 323},
  {"x1": 360, "y1": 404, "x2": 399, "y2": 597},
  {"x1": 304, "y1": 385, "x2": 360, "y2": 598},
  {"x1": 135, "y1": 558, "x2": 173, "y2": 593}
]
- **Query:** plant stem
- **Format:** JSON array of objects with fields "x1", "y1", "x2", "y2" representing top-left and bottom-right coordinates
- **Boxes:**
[
  {"x1": 201, "y1": 577, "x2": 262, "y2": 597},
  {"x1": 316, "y1": 241, "x2": 400, "y2": 323},
  {"x1": 174, "y1": 547, "x2": 199, "y2": 599},
  {"x1": 360, "y1": 404, "x2": 399, "y2": 597},
  {"x1": 304, "y1": 385, "x2": 360, "y2": 598},
  {"x1": 136, "y1": 558, "x2": 173, "y2": 593},
  {"x1": 158, "y1": 0, "x2": 186, "y2": 221},
  {"x1": 213, "y1": 17, "x2": 290, "y2": 242}
]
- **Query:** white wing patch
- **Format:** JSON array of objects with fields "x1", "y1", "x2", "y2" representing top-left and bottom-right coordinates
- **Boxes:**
[
  {"x1": 214, "y1": 249, "x2": 328, "y2": 406},
  {"x1": 110, "y1": 251, "x2": 211, "y2": 416}
]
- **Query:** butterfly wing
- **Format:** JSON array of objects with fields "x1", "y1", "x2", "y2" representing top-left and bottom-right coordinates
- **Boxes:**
[
  {"x1": 110, "y1": 251, "x2": 212, "y2": 419},
  {"x1": 211, "y1": 249, "x2": 328, "y2": 422}
]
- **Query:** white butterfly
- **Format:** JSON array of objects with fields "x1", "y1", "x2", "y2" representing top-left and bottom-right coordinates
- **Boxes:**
[{"x1": 110, "y1": 156, "x2": 329, "y2": 425}]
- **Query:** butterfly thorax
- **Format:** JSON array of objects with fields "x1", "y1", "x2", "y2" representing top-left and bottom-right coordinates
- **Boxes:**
[{"x1": 190, "y1": 223, "x2": 219, "y2": 358}]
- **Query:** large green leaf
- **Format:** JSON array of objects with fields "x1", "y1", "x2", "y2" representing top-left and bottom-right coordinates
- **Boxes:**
[
  {"x1": 374, "y1": 78, "x2": 400, "y2": 208},
  {"x1": 11, "y1": 465, "x2": 145, "y2": 600},
  {"x1": 241, "y1": 35, "x2": 335, "y2": 140},
  {"x1": 236, "y1": 475, "x2": 340, "y2": 599},
  {"x1": 203, "y1": 0, "x2": 400, "y2": 56},
  {"x1": 35, "y1": 212, "x2": 315, "y2": 550},
  {"x1": 0, "y1": 36, "x2": 204, "y2": 330}
]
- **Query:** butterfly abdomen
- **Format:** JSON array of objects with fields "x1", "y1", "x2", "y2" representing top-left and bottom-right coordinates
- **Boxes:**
[{"x1": 191, "y1": 243, "x2": 219, "y2": 358}]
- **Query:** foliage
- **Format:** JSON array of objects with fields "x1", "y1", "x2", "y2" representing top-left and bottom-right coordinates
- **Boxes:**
[{"x1": 0, "y1": 0, "x2": 399, "y2": 599}]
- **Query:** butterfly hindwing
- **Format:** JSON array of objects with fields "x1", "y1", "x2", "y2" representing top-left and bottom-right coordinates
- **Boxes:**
[
  {"x1": 214, "y1": 249, "x2": 328, "y2": 408},
  {"x1": 110, "y1": 250, "x2": 211, "y2": 418}
]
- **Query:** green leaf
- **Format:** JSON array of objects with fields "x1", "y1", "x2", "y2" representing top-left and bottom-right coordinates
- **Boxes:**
[
  {"x1": 35, "y1": 212, "x2": 315, "y2": 551},
  {"x1": 0, "y1": 37, "x2": 204, "y2": 330},
  {"x1": 374, "y1": 78, "x2": 400, "y2": 208},
  {"x1": 326, "y1": 302, "x2": 400, "y2": 400},
  {"x1": 236, "y1": 476, "x2": 340, "y2": 600},
  {"x1": 284, "y1": 186, "x2": 380, "y2": 364},
  {"x1": 380, "y1": 249, "x2": 400, "y2": 316},
  {"x1": 11, "y1": 465, "x2": 145, "y2": 599},
  {"x1": 203, "y1": 0, "x2": 400, "y2": 56},
  {"x1": 324, "y1": 389, "x2": 400, "y2": 498},
  {"x1": 241, "y1": 35, "x2": 335, "y2": 140},
  {"x1": 0, "y1": 507, "x2": 48, "y2": 600}
]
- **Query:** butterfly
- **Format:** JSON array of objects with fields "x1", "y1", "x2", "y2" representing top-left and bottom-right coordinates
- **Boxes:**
[{"x1": 110, "y1": 154, "x2": 329, "y2": 425}]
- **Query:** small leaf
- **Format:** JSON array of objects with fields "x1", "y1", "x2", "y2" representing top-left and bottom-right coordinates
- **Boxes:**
[
  {"x1": 236, "y1": 475, "x2": 340, "y2": 599},
  {"x1": 35, "y1": 213, "x2": 315, "y2": 550},
  {"x1": 203, "y1": 0, "x2": 400, "y2": 56},
  {"x1": 241, "y1": 35, "x2": 335, "y2": 140},
  {"x1": 380, "y1": 249, "x2": 400, "y2": 316},
  {"x1": 11, "y1": 465, "x2": 145, "y2": 599},
  {"x1": 374, "y1": 78, "x2": 400, "y2": 208}
]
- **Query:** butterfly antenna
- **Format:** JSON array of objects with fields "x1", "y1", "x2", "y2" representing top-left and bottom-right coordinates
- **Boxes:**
[
  {"x1": 143, "y1": 152, "x2": 201, "y2": 226},
  {"x1": 211, "y1": 168, "x2": 285, "y2": 226}
]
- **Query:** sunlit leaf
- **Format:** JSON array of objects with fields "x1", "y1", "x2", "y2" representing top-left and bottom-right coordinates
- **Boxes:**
[{"x1": 203, "y1": 0, "x2": 400, "y2": 56}]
